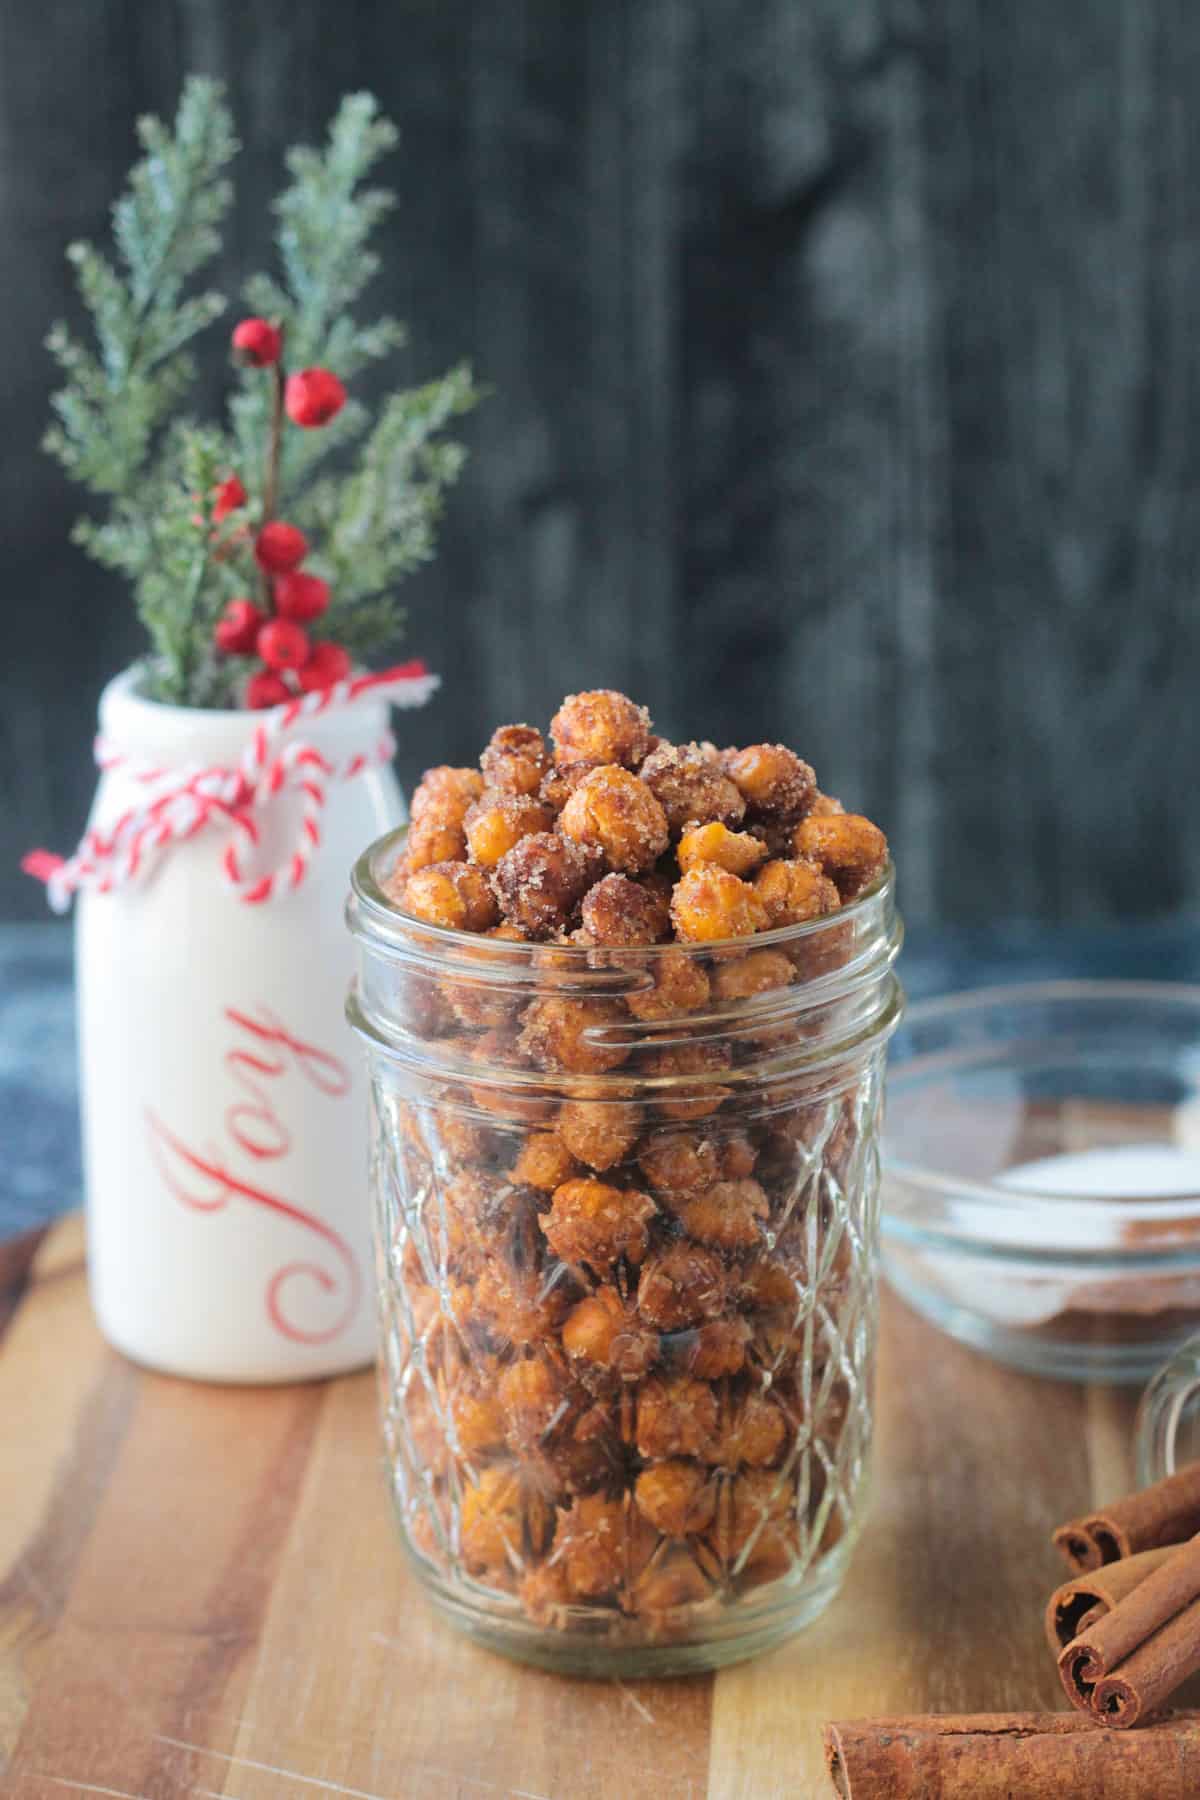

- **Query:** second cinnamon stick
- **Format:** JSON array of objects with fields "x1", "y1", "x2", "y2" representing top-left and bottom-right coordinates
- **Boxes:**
[
  {"x1": 1053, "y1": 1461, "x2": 1200, "y2": 1571},
  {"x1": 1045, "y1": 1546, "x2": 1177, "y2": 1652}
]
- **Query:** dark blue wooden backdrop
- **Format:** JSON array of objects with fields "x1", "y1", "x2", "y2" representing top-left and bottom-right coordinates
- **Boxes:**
[{"x1": 3, "y1": 1, "x2": 1199, "y2": 925}]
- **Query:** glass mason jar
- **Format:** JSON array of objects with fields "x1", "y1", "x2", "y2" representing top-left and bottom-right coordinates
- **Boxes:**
[{"x1": 347, "y1": 829, "x2": 902, "y2": 1676}]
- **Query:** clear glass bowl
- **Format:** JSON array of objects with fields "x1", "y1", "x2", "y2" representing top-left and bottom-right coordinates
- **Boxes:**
[
  {"x1": 882, "y1": 981, "x2": 1200, "y2": 1383},
  {"x1": 346, "y1": 828, "x2": 903, "y2": 1676}
]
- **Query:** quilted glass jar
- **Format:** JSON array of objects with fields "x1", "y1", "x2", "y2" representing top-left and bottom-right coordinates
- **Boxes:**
[{"x1": 347, "y1": 828, "x2": 902, "y2": 1676}]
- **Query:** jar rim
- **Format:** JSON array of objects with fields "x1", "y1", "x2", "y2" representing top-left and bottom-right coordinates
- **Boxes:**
[{"x1": 347, "y1": 822, "x2": 897, "y2": 963}]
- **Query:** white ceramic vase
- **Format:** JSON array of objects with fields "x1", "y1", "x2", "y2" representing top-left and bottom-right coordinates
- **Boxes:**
[{"x1": 76, "y1": 668, "x2": 404, "y2": 1383}]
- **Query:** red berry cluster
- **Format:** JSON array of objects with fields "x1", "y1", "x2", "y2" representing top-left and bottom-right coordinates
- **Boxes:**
[{"x1": 215, "y1": 319, "x2": 353, "y2": 708}]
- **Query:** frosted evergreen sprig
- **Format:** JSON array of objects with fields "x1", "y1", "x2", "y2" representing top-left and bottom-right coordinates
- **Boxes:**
[{"x1": 45, "y1": 80, "x2": 479, "y2": 708}]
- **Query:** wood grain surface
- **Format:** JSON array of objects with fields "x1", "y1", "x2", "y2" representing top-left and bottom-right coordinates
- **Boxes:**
[
  {"x1": 6, "y1": 1, "x2": 1200, "y2": 927},
  {"x1": 0, "y1": 1215, "x2": 1142, "y2": 1799}
]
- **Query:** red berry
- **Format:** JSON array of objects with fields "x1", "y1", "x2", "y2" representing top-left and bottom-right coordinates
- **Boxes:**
[
  {"x1": 257, "y1": 618, "x2": 310, "y2": 671},
  {"x1": 212, "y1": 474, "x2": 247, "y2": 522},
  {"x1": 297, "y1": 640, "x2": 352, "y2": 692},
  {"x1": 285, "y1": 368, "x2": 347, "y2": 429},
  {"x1": 274, "y1": 570, "x2": 330, "y2": 622},
  {"x1": 231, "y1": 318, "x2": 283, "y2": 367},
  {"x1": 214, "y1": 598, "x2": 264, "y2": 655},
  {"x1": 245, "y1": 670, "x2": 293, "y2": 710},
  {"x1": 254, "y1": 520, "x2": 308, "y2": 573}
]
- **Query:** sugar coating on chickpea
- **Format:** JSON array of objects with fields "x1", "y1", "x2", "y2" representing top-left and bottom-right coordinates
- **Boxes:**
[
  {"x1": 707, "y1": 1469, "x2": 793, "y2": 1565},
  {"x1": 753, "y1": 857, "x2": 841, "y2": 928},
  {"x1": 510, "y1": 1132, "x2": 580, "y2": 1191},
  {"x1": 538, "y1": 758, "x2": 605, "y2": 813},
  {"x1": 636, "y1": 1374, "x2": 719, "y2": 1460},
  {"x1": 712, "y1": 948, "x2": 795, "y2": 1002},
  {"x1": 638, "y1": 742, "x2": 746, "y2": 834},
  {"x1": 551, "y1": 689, "x2": 653, "y2": 769},
  {"x1": 401, "y1": 861, "x2": 499, "y2": 933},
  {"x1": 707, "y1": 1391, "x2": 789, "y2": 1469},
  {"x1": 498, "y1": 1355, "x2": 569, "y2": 1451},
  {"x1": 402, "y1": 811, "x2": 468, "y2": 872},
  {"x1": 554, "y1": 1493, "x2": 656, "y2": 1599},
  {"x1": 520, "y1": 995, "x2": 630, "y2": 1074},
  {"x1": 519, "y1": 1560, "x2": 572, "y2": 1627},
  {"x1": 410, "y1": 764, "x2": 485, "y2": 823},
  {"x1": 460, "y1": 1467, "x2": 552, "y2": 1576},
  {"x1": 636, "y1": 1241, "x2": 726, "y2": 1329},
  {"x1": 676, "y1": 1178, "x2": 769, "y2": 1251},
  {"x1": 722, "y1": 744, "x2": 816, "y2": 822},
  {"x1": 492, "y1": 831, "x2": 598, "y2": 938},
  {"x1": 634, "y1": 1460, "x2": 716, "y2": 1536},
  {"x1": 451, "y1": 1385, "x2": 507, "y2": 1457},
  {"x1": 481, "y1": 723, "x2": 551, "y2": 796},
  {"x1": 472, "y1": 1262, "x2": 573, "y2": 1348},
  {"x1": 793, "y1": 813, "x2": 889, "y2": 899},
  {"x1": 637, "y1": 1129, "x2": 722, "y2": 1195},
  {"x1": 556, "y1": 1097, "x2": 640, "y2": 1170},
  {"x1": 580, "y1": 873, "x2": 668, "y2": 947},
  {"x1": 670, "y1": 863, "x2": 768, "y2": 943},
  {"x1": 540, "y1": 1176, "x2": 656, "y2": 1273},
  {"x1": 647, "y1": 1040, "x2": 733, "y2": 1121},
  {"x1": 808, "y1": 790, "x2": 844, "y2": 818},
  {"x1": 676, "y1": 821, "x2": 768, "y2": 879},
  {"x1": 561, "y1": 1287, "x2": 659, "y2": 1382},
  {"x1": 559, "y1": 766, "x2": 670, "y2": 875},
  {"x1": 625, "y1": 948, "x2": 711, "y2": 1022},
  {"x1": 464, "y1": 791, "x2": 555, "y2": 868},
  {"x1": 682, "y1": 1315, "x2": 753, "y2": 1380}
]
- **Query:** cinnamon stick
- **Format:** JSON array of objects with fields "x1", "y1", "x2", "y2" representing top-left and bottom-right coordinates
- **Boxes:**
[
  {"x1": 1045, "y1": 1546, "x2": 1177, "y2": 1651},
  {"x1": 1053, "y1": 1460, "x2": 1200, "y2": 1571},
  {"x1": 1059, "y1": 1532, "x2": 1200, "y2": 1727},
  {"x1": 823, "y1": 1711, "x2": 1200, "y2": 1797}
]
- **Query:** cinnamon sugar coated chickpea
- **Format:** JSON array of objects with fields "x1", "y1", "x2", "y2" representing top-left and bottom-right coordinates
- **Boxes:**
[
  {"x1": 492, "y1": 832, "x2": 597, "y2": 937},
  {"x1": 580, "y1": 873, "x2": 667, "y2": 946},
  {"x1": 481, "y1": 723, "x2": 550, "y2": 795},
  {"x1": 510, "y1": 1132, "x2": 579, "y2": 1191},
  {"x1": 464, "y1": 792, "x2": 554, "y2": 868},
  {"x1": 625, "y1": 947, "x2": 711, "y2": 1021},
  {"x1": 677, "y1": 821, "x2": 768, "y2": 878},
  {"x1": 410, "y1": 764, "x2": 485, "y2": 822},
  {"x1": 399, "y1": 861, "x2": 498, "y2": 932},
  {"x1": 559, "y1": 766, "x2": 670, "y2": 875},
  {"x1": 402, "y1": 811, "x2": 468, "y2": 872},
  {"x1": 520, "y1": 995, "x2": 630, "y2": 1074},
  {"x1": 722, "y1": 744, "x2": 816, "y2": 822},
  {"x1": 556, "y1": 1097, "x2": 641, "y2": 1170},
  {"x1": 540, "y1": 1177, "x2": 657, "y2": 1273},
  {"x1": 636, "y1": 1375, "x2": 718, "y2": 1460},
  {"x1": 639, "y1": 742, "x2": 745, "y2": 833},
  {"x1": 637, "y1": 1241, "x2": 727, "y2": 1329},
  {"x1": 713, "y1": 948, "x2": 795, "y2": 1001},
  {"x1": 793, "y1": 812, "x2": 889, "y2": 899},
  {"x1": 551, "y1": 689, "x2": 652, "y2": 768},
  {"x1": 373, "y1": 684, "x2": 891, "y2": 1641},
  {"x1": 670, "y1": 863, "x2": 768, "y2": 942},
  {"x1": 562, "y1": 1287, "x2": 659, "y2": 1382},
  {"x1": 754, "y1": 858, "x2": 841, "y2": 927},
  {"x1": 634, "y1": 1460, "x2": 716, "y2": 1536}
]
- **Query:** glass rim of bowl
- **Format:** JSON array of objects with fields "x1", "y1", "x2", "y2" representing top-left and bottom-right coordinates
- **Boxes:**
[{"x1": 883, "y1": 977, "x2": 1200, "y2": 1268}]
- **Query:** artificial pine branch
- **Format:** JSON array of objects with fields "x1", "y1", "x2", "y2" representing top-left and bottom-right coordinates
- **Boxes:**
[
  {"x1": 46, "y1": 81, "x2": 480, "y2": 710},
  {"x1": 44, "y1": 77, "x2": 236, "y2": 498}
]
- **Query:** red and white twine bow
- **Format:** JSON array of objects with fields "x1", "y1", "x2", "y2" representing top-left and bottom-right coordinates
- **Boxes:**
[{"x1": 23, "y1": 662, "x2": 438, "y2": 912}]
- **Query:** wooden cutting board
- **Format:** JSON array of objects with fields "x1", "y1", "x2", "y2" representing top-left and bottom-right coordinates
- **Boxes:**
[{"x1": 0, "y1": 1216, "x2": 1138, "y2": 1800}]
